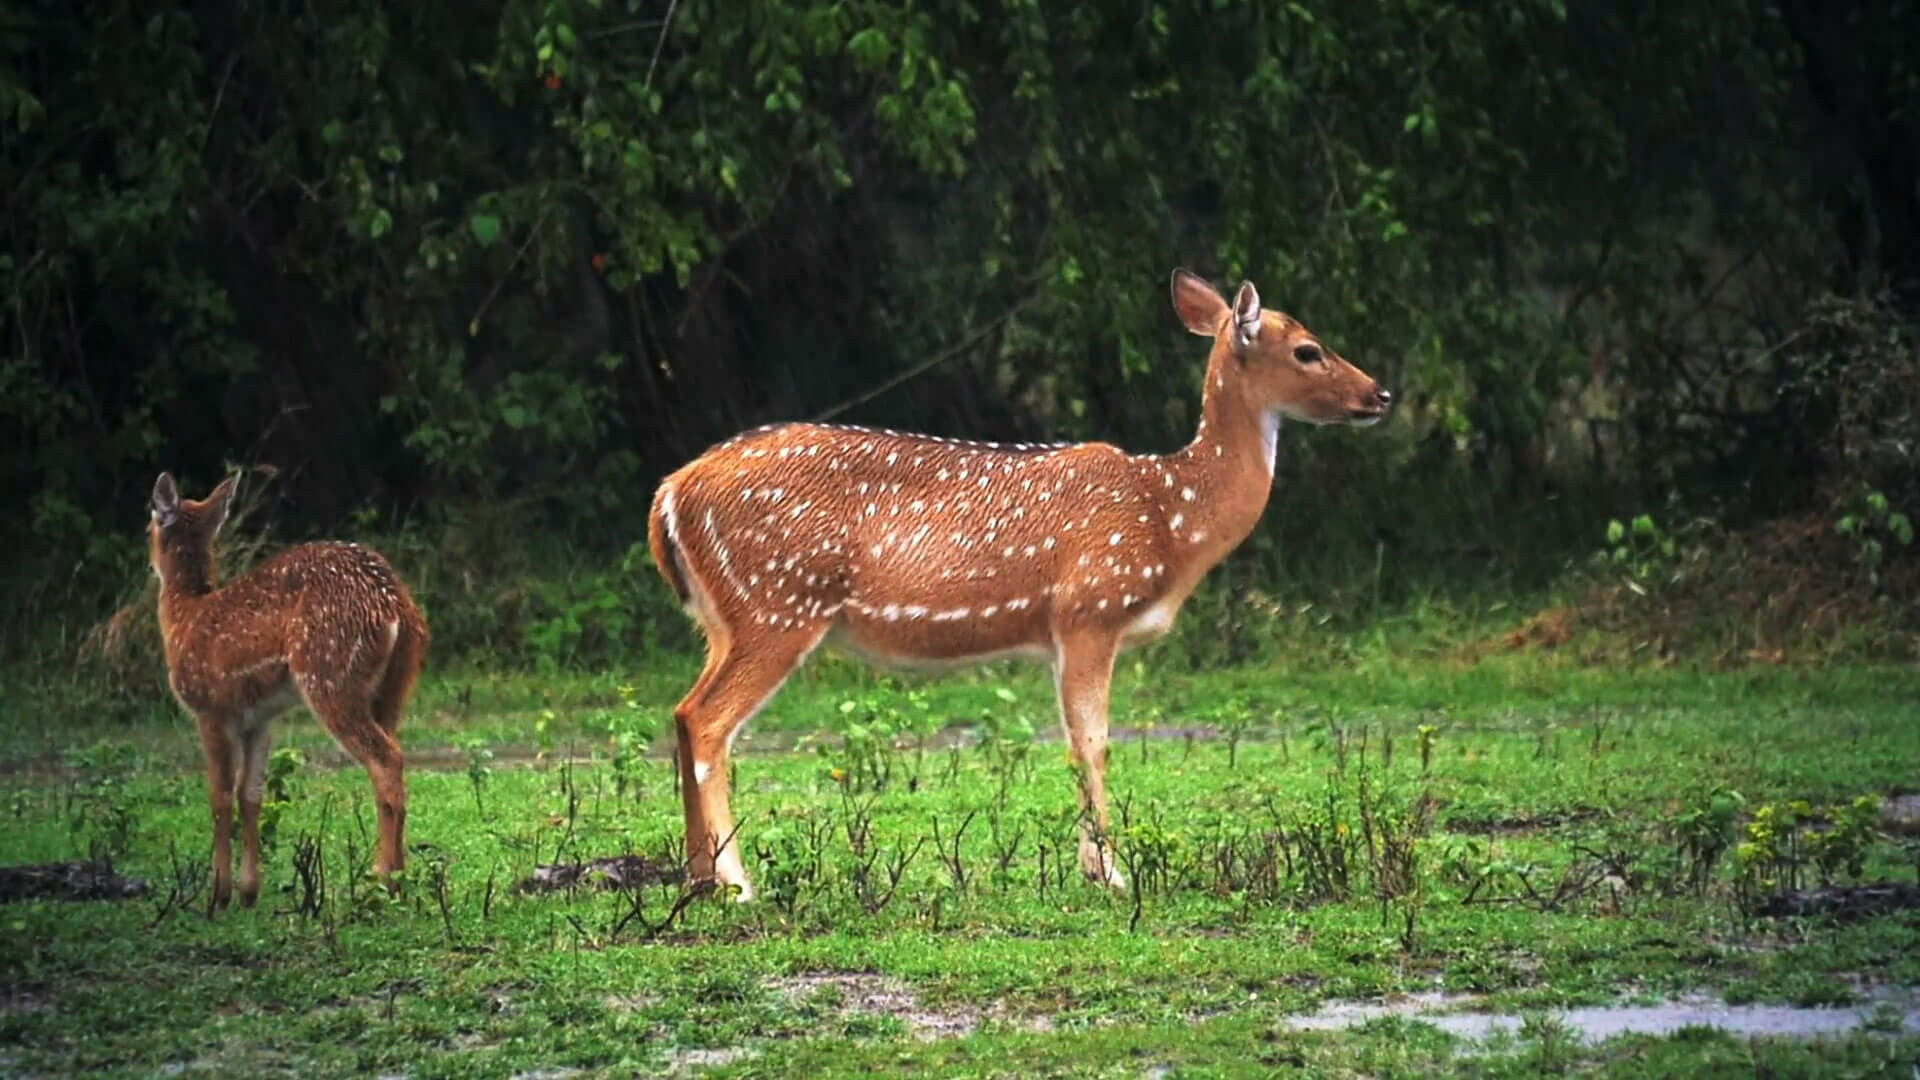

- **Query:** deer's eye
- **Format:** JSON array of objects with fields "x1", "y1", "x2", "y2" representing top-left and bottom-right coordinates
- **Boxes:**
[{"x1": 1293, "y1": 343, "x2": 1323, "y2": 365}]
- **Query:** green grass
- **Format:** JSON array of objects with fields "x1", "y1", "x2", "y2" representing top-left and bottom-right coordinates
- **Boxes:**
[{"x1": 4, "y1": 656, "x2": 1920, "y2": 1077}]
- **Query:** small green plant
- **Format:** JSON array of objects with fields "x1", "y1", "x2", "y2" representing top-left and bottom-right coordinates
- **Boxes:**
[
  {"x1": 1416, "y1": 723, "x2": 1439, "y2": 775},
  {"x1": 818, "y1": 684, "x2": 937, "y2": 794},
  {"x1": 1209, "y1": 697, "x2": 1259, "y2": 769},
  {"x1": 1604, "y1": 513, "x2": 1676, "y2": 580},
  {"x1": 751, "y1": 812, "x2": 832, "y2": 918},
  {"x1": 1734, "y1": 800, "x2": 1803, "y2": 905},
  {"x1": 256, "y1": 747, "x2": 308, "y2": 853},
  {"x1": 590, "y1": 684, "x2": 657, "y2": 802},
  {"x1": 1834, "y1": 487, "x2": 1914, "y2": 587},
  {"x1": 533, "y1": 708, "x2": 558, "y2": 765},
  {"x1": 1519, "y1": 1010, "x2": 1576, "y2": 1073},
  {"x1": 457, "y1": 735, "x2": 495, "y2": 816},
  {"x1": 1671, "y1": 785, "x2": 1745, "y2": 895},
  {"x1": 61, "y1": 739, "x2": 145, "y2": 863},
  {"x1": 1804, "y1": 794, "x2": 1880, "y2": 885},
  {"x1": 978, "y1": 691, "x2": 1038, "y2": 810}
]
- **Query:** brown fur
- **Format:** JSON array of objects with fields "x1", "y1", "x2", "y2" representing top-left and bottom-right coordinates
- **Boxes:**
[
  {"x1": 649, "y1": 270, "x2": 1391, "y2": 898},
  {"x1": 148, "y1": 472, "x2": 428, "y2": 915}
]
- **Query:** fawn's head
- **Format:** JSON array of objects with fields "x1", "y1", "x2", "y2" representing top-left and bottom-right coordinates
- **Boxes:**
[
  {"x1": 149, "y1": 472, "x2": 237, "y2": 587},
  {"x1": 1171, "y1": 269, "x2": 1391, "y2": 427}
]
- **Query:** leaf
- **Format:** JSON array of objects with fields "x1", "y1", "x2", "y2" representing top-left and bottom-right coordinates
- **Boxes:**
[
  {"x1": 368, "y1": 208, "x2": 392, "y2": 240},
  {"x1": 847, "y1": 27, "x2": 893, "y2": 72},
  {"x1": 1889, "y1": 512, "x2": 1913, "y2": 545},
  {"x1": 320, "y1": 120, "x2": 345, "y2": 146},
  {"x1": 468, "y1": 213, "x2": 502, "y2": 246}
]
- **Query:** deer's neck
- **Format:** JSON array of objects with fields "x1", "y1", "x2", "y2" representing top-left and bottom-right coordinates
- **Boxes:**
[
  {"x1": 155, "y1": 556, "x2": 218, "y2": 641},
  {"x1": 1155, "y1": 351, "x2": 1281, "y2": 574}
]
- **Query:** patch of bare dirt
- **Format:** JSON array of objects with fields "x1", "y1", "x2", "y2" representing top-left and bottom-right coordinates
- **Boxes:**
[
  {"x1": 1879, "y1": 794, "x2": 1920, "y2": 836},
  {"x1": 0, "y1": 985, "x2": 50, "y2": 1017},
  {"x1": 1444, "y1": 809, "x2": 1600, "y2": 835},
  {"x1": 769, "y1": 972, "x2": 1051, "y2": 1041},
  {"x1": 0, "y1": 860, "x2": 148, "y2": 903},
  {"x1": 515, "y1": 855, "x2": 684, "y2": 894},
  {"x1": 1755, "y1": 883, "x2": 1920, "y2": 922}
]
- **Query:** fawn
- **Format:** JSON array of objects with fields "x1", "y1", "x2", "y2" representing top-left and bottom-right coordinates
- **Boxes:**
[
  {"x1": 149, "y1": 472, "x2": 428, "y2": 914},
  {"x1": 648, "y1": 269, "x2": 1392, "y2": 899}
]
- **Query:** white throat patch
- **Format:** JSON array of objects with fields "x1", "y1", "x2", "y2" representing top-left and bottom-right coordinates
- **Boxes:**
[{"x1": 1260, "y1": 409, "x2": 1283, "y2": 477}]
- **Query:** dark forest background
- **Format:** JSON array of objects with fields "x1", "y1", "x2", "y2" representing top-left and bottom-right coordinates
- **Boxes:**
[{"x1": 4, "y1": 0, "x2": 1917, "y2": 674}]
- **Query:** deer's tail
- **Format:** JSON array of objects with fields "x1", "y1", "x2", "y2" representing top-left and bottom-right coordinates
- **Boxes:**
[{"x1": 648, "y1": 477, "x2": 692, "y2": 608}]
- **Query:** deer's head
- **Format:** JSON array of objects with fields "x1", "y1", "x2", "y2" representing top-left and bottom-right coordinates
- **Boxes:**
[
  {"x1": 1171, "y1": 269, "x2": 1391, "y2": 427},
  {"x1": 149, "y1": 472, "x2": 237, "y2": 585}
]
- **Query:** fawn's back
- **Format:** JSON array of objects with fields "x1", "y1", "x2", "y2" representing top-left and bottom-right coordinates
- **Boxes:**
[{"x1": 159, "y1": 541, "x2": 425, "y2": 719}]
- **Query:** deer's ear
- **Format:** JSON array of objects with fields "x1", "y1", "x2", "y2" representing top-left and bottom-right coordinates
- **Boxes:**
[
  {"x1": 1232, "y1": 282, "x2": 1262, "y2": 349},
  {"x1": 151, "y1": 473, "x2": 180, "y2": 527},
  {"x1": 1171, "y1": 269, "x2": 1229, "y2": 337},
  {"x1": 204, "y1": 474, "x2": 239, "y2": 536}
]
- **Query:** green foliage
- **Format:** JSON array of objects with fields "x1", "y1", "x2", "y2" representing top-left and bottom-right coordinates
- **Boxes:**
[
  {"x1": 586, "y1": 684, "x2": 657, "y2": 802},
  {"x1": 1670, "y1": 786, "x2": 1745, "y2": 896},
  {"x1": 1835, "y1": 488, "x2": 1914, "y2": 587},
  {"x1": 10, "y1": 0, "x2": 1919, "y2": 671},
  {"x1": 257, "y1": 747, "x2": 309, "y2": 854}
]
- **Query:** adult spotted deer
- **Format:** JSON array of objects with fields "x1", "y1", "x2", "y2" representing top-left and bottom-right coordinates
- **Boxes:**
[
  {"x1": 649, "y1": 269, "x2": 1391, "y2": 899},
  {"x1": 149, "y1": 472, "x2": 429, "y2": 915}
]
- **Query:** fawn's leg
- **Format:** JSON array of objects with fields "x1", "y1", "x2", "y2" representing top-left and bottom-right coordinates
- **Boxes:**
[
  {"x1": 300, "y1": 680, "x2": 408, "y2": 881},
  {"x1": 235, "y1": 721, "x2": 273, "y2": 907},
  {"x1": 1054, "y1": 631, "x2": 1126, "y2": 889},
  {"x1": 675, "y1": 623, "x2": 825, "y2": 900},
  {"x1": 197, "y1": 715, "x2": 238, "y2": 915}
]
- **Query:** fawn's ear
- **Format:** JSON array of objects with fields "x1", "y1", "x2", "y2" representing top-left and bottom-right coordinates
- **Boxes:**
[
  {"x1": 1171, "y1": 269, "x2": 1230, "y2": 337},
  {"x1": 204, "y1": 474, "x2": 239, "y2": 536},
  {"x1": 1232, "y1": 282, "x2": 1262, "y2": 350},
  {"x1": 151, "y1": 473, "x2": 180, "y2": 527}
]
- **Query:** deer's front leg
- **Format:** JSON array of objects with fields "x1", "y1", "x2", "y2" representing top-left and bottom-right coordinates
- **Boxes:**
[
  {"x1": 196, "y1": 717, "x2": 237, "y2": 915},
  {"x1": 1054, "y1": 633, "x2": 1127, "y2": 890}
]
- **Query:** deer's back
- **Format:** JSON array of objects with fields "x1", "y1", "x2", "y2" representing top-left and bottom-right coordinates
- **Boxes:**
[
  {"x1": 661, "y1": 423, "x2": 1180, "y2": 657},
  {"x1": 163, "y1": 542, "x2": 422, "y2": 714}
]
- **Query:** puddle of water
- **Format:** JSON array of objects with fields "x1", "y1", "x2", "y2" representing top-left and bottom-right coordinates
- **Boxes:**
[{"x1": 1276, "y1": 991, "x2": 1920, "y2": 1043}]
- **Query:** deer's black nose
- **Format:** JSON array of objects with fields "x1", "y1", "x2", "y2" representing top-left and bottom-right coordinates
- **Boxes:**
[{"x1": 1372, "y1": 385, "x2": 1394, "y2": 409}]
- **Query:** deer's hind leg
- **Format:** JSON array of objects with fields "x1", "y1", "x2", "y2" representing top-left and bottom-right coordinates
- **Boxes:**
[
  {"x1": 293, "y1": 659, "x2": 407, "y2": 882},
  {"x1": 371, "y1": 613, "x2": 428, "y2": 735}
]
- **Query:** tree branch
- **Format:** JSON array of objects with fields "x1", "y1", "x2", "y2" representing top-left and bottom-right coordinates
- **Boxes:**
[{"x1": 810, "y1": 292, "x2": 1039, "y2": 423}]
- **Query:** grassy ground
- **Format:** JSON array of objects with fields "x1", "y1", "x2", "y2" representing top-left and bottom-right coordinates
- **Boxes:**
[{"x1": 4, "y1": 654, "x2": 1920, "y2": 1077}]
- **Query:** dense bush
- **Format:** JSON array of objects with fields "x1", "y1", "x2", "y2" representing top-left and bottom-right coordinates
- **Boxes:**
[{"x1": 4, "y1": 0, "x2": 1918, "y2": 664}]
